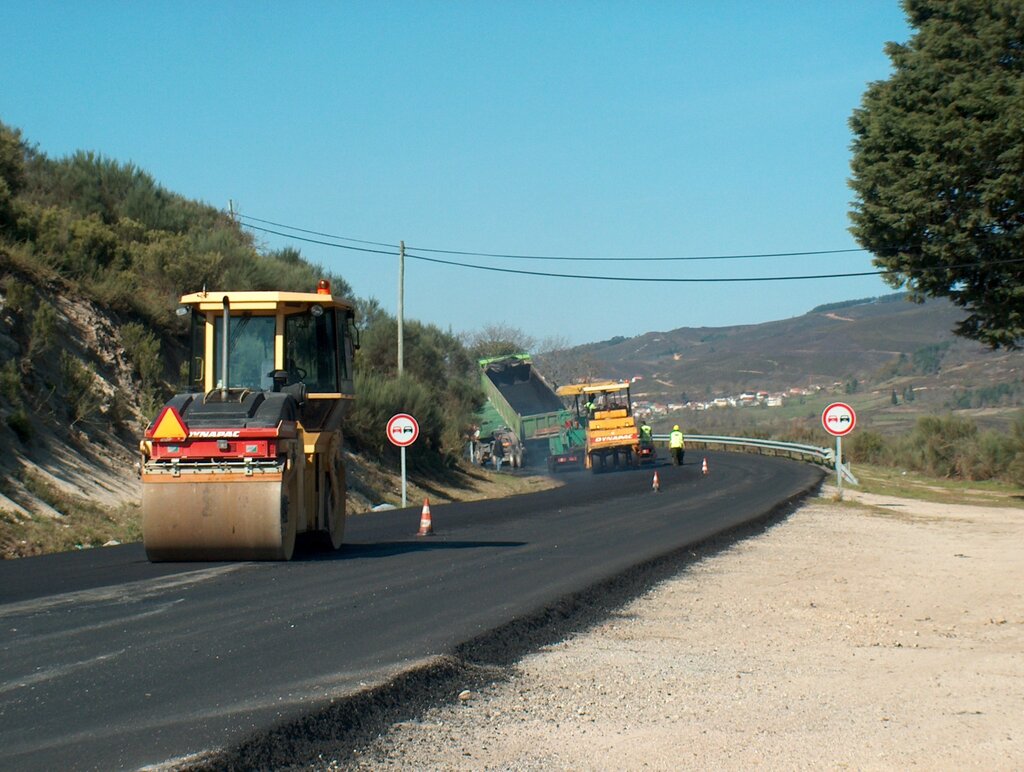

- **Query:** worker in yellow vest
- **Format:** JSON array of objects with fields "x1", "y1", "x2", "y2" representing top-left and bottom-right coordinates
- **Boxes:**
[
  {"x1": 669, "y1": 424, "x2": 685, "y2": 466},
  {"x1": 639, "y1": 422, "x2": 653, "y2": 443}
]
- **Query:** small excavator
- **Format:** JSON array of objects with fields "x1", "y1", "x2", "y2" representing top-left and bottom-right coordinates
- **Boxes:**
[{"x1": 139, "y1": 281, "x2": 357, "y2": 561}]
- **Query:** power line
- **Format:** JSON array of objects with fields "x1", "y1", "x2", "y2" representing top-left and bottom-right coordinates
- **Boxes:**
[
  {"x1": 403, "y1": 250, "x2": 886, "y2": 282},
  {"x1": 237, "y1": 214, "x2": 399, "y2": 249},
  {"x1": 243, "y1": 224, "x2": 398, "y2": 256},
  {"x1": 411, "y1": 245, "x2": 865, "y2": 262},
  {"x1": 236, "y1": 213, "x2": 867, "y2": 262},
  {"x1": 240, "y1": 221, "x2": 1024, "y2": 283}
]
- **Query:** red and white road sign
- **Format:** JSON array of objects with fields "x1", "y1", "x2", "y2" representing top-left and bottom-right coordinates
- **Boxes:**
[
  {"x1": 386, "y1": 413, "x2": 420, "y2": 447},
  {"x1": 822, "y1": 402, "x2": 856, "y2": 437}
]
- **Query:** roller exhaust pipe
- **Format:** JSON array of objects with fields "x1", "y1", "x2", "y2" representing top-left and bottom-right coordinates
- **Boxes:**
[{"x1": 221, "y1": 295, "x2": 230, "y2": 398}]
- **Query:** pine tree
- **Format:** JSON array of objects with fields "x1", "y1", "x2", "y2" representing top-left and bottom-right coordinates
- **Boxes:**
[{"x1": 849, "y1": 1, "x2": 1024, "y2": 348}]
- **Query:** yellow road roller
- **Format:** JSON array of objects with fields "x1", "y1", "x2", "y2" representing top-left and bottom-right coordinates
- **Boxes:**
[{"x1": 139, "y1": 281, "x2": 357, "y2": 561}]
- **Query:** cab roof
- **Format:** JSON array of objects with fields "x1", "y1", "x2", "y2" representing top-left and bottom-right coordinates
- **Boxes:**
[
  {"x1": 556, "y1": 381, "x2": 631, "y2": 396},
  {"x1": 179, "y1": 289, "x2": 354, "y2": 313}
]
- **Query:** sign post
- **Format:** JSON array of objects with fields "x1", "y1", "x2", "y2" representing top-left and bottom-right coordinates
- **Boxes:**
[
  {"x1": 821, "y1": 402, "x2": 857, "y2": 494},
  {"x1": 386, "y1": 413, "x2": 419, "y2": 507}
]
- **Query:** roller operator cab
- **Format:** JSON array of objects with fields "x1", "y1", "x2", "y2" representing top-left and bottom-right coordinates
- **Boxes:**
[{"x1": 139, "y1": 282, "x2": 358, "y2": 561}]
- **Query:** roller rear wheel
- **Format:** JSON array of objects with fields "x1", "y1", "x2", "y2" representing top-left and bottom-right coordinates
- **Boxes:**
[{"x1": 319, "y1": 469, "x2": 346, "y2": 550}]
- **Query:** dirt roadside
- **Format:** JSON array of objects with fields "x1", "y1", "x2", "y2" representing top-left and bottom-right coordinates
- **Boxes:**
[{"x1": 343, "y1": 486, "x2": 1024, "y2": 770}]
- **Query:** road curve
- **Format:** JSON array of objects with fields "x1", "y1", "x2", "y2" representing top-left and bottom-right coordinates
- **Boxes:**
[{"x1": 0, "y1": 452, "x2": 821, "y2": 770}]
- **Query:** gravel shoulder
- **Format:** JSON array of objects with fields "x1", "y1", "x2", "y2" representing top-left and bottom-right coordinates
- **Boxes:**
[{"x1": 346, "y1": 487, "x2": 1024, "y2": 770}]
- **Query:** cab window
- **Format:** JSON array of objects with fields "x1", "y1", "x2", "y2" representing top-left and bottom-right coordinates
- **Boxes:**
[
  {"x1": 286, "y1": 310, "x2": 339, "y2": 392},
  {"x1": 212, "y1": 314, "x2": 276, "y2": 390}
]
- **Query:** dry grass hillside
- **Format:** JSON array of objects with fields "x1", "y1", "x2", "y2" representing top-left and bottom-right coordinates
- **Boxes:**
[{"x1": 568, "y1": 295, "x2": 1024, "y2": 407}]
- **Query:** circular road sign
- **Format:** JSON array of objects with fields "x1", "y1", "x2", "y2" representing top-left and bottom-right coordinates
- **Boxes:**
[
  {"x1": 387, "y1": 413, "x2": 420, "y2": 447},
  {"x1": 822, "y1": 402, "x2": 857, "y2": 437}
]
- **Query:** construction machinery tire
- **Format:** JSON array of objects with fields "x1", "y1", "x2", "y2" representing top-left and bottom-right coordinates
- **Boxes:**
[
  {"x1": 311, "y1": 454, "x2": 346, "y2": 551},
  {"x1": 142, "y1": 467, "x2": 297, "y2": 561}
]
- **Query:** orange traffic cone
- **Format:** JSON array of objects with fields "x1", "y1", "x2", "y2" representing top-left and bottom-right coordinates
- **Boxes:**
[
  {"x1": 652, "y1": 470, "x2": 660, "y2": 492},
  {"x1": 701, "y1": 457, "x2": 709, "y2": 476},
  {"x1": 417, "y1": 498, "x2": 434, "y2": 536}
]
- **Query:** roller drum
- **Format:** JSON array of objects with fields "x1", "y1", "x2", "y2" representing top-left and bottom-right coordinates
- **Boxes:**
[{"x1": 142, "y1": 471, "x2": 296, "y2": 561}]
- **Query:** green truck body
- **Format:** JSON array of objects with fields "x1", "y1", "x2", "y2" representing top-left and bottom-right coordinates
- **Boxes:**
[{"x1": 475, "y1": 354, "x2": 583, "y2": 470}]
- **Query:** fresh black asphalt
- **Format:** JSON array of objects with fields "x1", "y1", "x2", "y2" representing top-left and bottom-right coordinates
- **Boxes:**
[{"x1": 0, "y1": 452, "x2": 822, "y2": 770}]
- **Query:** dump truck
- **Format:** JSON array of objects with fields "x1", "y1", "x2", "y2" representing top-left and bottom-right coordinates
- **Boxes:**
[
  {"x1": 472, "y1": 354, "x2": 582, "y2": 470},
  {"x1": 139, "y1": 281, "x2": 358, "y2": 561},
  {"x1": 469, "y1": 425, "x2": 523, "y2": 470},
  {"x1": 556, "y1": 381, "x2": 643, "y2": 472}
]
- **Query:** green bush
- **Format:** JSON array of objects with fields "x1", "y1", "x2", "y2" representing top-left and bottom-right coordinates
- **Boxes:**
[
  {"x1": 121, "y1": 321, "x2": 162, "y2": 386},
  {"x1": 347, "y1": 371, "x2": 447, "y2": 470},
  {"x1": 848, "y1": 430, "x2": 888, "y2": 464},
  {"x1": 26, "y1": 300, "x2": 58, "y2": 362},
  {"x1": 68, "y1": 214, "x2": 120, "y2": 275},
  {"x1": 6, "y1": 408, "x2": 32, "y2": 443},
  {"x1": 957, "y1": 431, "x2": 1019, "y2": 481},
  {"x1": 0, "y1": 359, "x2": 22, "y2": 405},
  {"x1": 60, "y1": 352, "x2": 100, "y2": 427},
  {"x1": 1, "y1": 273, "x2": 36, "y2": 347},
  {"x1": 1, "y1": 275, "x2": 34, "y2": 316},
  {"x1": 904, "y1": 415, "x2": 978, "y2": 478},
  {"x1": 911, "y1": 343, "x2": 950, "y2": 375}
]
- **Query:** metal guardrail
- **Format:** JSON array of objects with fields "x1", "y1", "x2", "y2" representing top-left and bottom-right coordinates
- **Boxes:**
[
  {"x1": 652, "y1": 433, "x2": 833, "y2": 465},
  {"x1": 652, "y1": 432, "x2": 859, "y2": 484}
]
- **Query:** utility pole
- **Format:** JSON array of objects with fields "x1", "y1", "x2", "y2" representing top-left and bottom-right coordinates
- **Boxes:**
[
  {"x1": 397, "y1": 240, "x2": 405, "y2": 376},
  {"x1": 228, "y1": 199, "x2": 236, "y2": 222}
]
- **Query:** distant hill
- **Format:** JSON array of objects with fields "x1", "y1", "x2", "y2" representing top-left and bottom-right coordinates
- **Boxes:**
[{"x1": 560, "y1": 294, "x2": 1024, "y2": 407}]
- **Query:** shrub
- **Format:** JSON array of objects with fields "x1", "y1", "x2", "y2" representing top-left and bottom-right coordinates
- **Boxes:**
[
  {"x1": 347, "y1": 371, "x2": 446, "y2": 470},
  {"x1": 121, "y1": 321, "x2": 162, "y2": 386},
  {"x1": 848, "y1": 430, "x2": 888, "y2": 464},
  {"x1": 6, "y1": 408, "x2": 32, "y2": 443},
  {"x1": 60, "y1": 351, "x2": 100, "y2": 427},
  {"x1": 26, "y1": 300, "x2": 58, "y2": 362},
  {"x1": 956, "y1": 431, "x2": 1018, "y2": 481},
  {"x1": 0, "y1": 359, "x2": 22, "y2": 404},
  {"x1": 1, "y1": 275, "x2": 34, "y2": 316},
  {"x1": 904, "y1": 415, "x2": 979, "y2": 478},
  {"x1": 67, "y1": 214, "x2": 119, "y2": 275}
]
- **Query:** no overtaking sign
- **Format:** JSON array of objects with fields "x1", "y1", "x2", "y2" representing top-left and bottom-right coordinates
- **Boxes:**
[
  {"x1": 822, "y1": 402, "x2": 856, "y2": 437},
  {"x1": 388, "y1": 413, "x2": 419, "y2": 508},
  {"x1": 387, "y1": 413, "x2": 419, "y2": 447}
]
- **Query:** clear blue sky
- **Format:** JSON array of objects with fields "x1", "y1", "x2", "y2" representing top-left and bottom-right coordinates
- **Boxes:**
[{"x1": 3, "y1": 1, "x2": 911, "y2": 347}]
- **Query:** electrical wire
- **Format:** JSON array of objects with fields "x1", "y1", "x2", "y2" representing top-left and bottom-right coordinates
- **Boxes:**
[
  {"x1": 242, "y1": 224, "x2": 398, "y2": 255},
  {"x1": 236, "y1": 214, "x2": 399, "y2": 249},
  {"x1": 404, "y1": 250, "x2": 886, "y2": 282},
  {"x1": 409, "y1": 245, "x2": 864, "y2": 262},
  {"x1": 236, "y1": 213, "x2": 867, "y2": 262},
  {"x1": 240, "y1": 221, "x2": 1024, "y2": 284}
]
